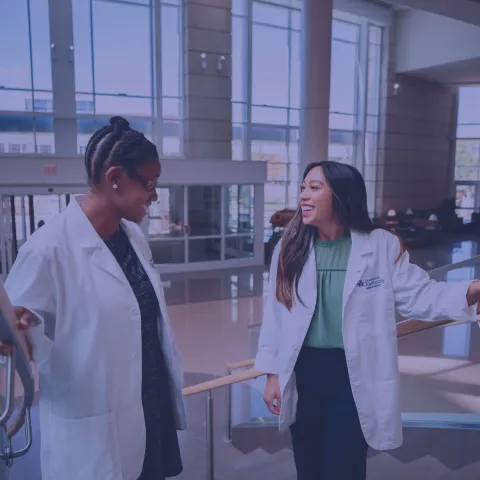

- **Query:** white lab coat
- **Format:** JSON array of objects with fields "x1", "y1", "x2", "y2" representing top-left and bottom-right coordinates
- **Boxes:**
[
  {"x1": 4, "y1": 196, "x2": 186, "y2": 480},
  {"x1": 255, "y1": 229, "x2": 477, "y2": 451}
]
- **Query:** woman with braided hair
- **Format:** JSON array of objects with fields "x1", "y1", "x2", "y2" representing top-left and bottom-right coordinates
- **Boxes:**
[{"x1": 1, "y1": 116, "x2": 186, "y2": 479}]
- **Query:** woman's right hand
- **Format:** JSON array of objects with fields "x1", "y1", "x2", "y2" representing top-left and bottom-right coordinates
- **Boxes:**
[
  {"x1": 0, "y1": 307, "x2": 35, "y2": 361},
  {"x1": 264, "y1": 374, "x2": 282, "y2": 416}
]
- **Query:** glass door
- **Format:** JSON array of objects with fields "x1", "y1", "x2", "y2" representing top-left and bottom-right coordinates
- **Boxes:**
[{"x1": 0, "y1": 193, "x2": 73, "y2": 280}]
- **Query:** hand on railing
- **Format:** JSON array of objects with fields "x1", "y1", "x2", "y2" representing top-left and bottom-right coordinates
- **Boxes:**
[
  {"x1": 0, "y1": 307, "x2": 35, "y2": 361},
  {"x1": 0, "y1": 287, "x2": 35, "y2": 468}
]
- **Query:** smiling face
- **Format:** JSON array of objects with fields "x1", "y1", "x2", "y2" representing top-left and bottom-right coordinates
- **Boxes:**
[
  {"x1": 299, "y1": 166, "x2": 335, "y2": 227},
  {"x1": 104, "y1": 158, "x2": 161, "y2": 224}
]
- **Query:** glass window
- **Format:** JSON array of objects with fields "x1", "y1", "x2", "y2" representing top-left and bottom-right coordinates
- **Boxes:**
[
  {"x1": 232, "y1": 0, "x2": 248, "y2": 17},
  {"x1": 330, "y1": 39, "x2": 358, "y2": 115},
  {"x1": 455, "y1": 140, "x2": 480, "y2": 181},
  {"x1": 30, "y1": 0, "x2": 53, "y2": 91},
  {"x1": 163, "y1": 97, "x2": 181, "y2": 155},
  {"x1": 94, "y1": 95, "x2": 152, "y2": 116},
  {"x1": 0, "y1": 116, "x2": 35, "y2": 154},
  {"x1": 457, "y1": 124, "x2": 480, "y2": 139},
  {"x1": 332, "y1": 20, "x2": 359, "y2": 43},
  {"x1": 232, "y1": 124, "x2": 246, "y2": 161},
  {"x1": 455, "y1": 167, "x2": 479, "y2": 182},
  {"x1": 92, "y1": 1, "x2": 152, "y2": 97},
  {"x1": 232, "y1": 16, "x2": 247, "y2": 104},
  {"x1": 252, "y1": 107, "x2": 288, "y2": 125},
  {"x1": 149, "y1": 186, "x2": 185, "y2": 238},
  {"x1": 72, "y1": 0, "x2": 94, "y2": 93},
  {"x1": 252, "y1": 25, "x2": 289, "y2": 107},
  {"x1": 253, "y1": 2, "x2": 289, "y2": 27},
  {"x1": 151, "y1": 240, "x2": 186, "y2": 264},
  {"x1": 458, "y1": 86, "x2": 480, "y2": 126},
  {"x1": 238, "y1": 5, "x2": 368, "y2": 229},
  {"x1": 161, "y1": 4, "x2": 181, "y2": 98},
  {"x1": 265, "y1": 182, "x2": 287, "y2": 213},
  {"x1": 291, "y1": 10, "x2": 301, "y2": 30},
  {"x1": 225, "y1": 236, "x2": 254, "y2": 259},
  {"x1": 290, "y1": 31, "x2": 301, "y2": 110},
  {"x1": 330, "y1": 113, "x2": 356, "y2": 131},
  {"x1": 187, "y1": 186, "x2": 222, "y2": 236},
  {"x1": 226, "y1": 185, "x2": 254, "y2": 234},
  {"x1": 252, "y1": 126, "x2": 288, "y2": 162},
  {"x1": 188, "y1": 238, "x2": 222, "y2": 262},
  {"x1": 268, "y1": 163, "x2": 288, "y2": 182},
  {"x1": 35, "y1": 117, "x2": 55, "y2": 154},
  {"x1": 367, "y1": 27, "x2": 382, "y2": 116},
  {"x1": 0, "y1": 0, "x2": 32, "y2": 90},
  {"x1": 328, "y1": 131, "x2": 355, "y2": 165},
  {"x1": 0, "y1": 0, "x2": 52, "y2": 111},
  {"x1": 233, "y1": 103, "x2": 245, "y2": 123}
]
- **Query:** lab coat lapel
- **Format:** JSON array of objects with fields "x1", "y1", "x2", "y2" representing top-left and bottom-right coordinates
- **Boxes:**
[
  {"x1": 342, "y1": 231, "x2": 373, "y2": 316},
  {"x1": 67, "y1": 195, "x2": 129, "y2": 285}
]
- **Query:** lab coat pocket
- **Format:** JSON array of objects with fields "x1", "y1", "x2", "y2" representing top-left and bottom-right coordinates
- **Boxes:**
[{"x1": 48, "y1": 411, "x2": 122, "y2": 480}]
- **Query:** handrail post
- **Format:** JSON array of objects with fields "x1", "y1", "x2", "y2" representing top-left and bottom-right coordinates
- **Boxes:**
[
  {"x1": 206, "y1": 390, "x2": 214, "y2": 480},
  {"x1": 225, "y1": 367, "x2": 232, "y2": 442}
]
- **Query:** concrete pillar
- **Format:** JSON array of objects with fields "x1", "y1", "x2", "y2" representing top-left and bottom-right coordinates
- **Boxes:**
[
  {"x1": 48, "y1": 0, "x2": 77, "y2": 156},
  {"x1": 299, "y1": 0, "x2": 333, "y2": 180},
  {"x1": 183, "y1": 0, "x2": 232, "y2": 160}
]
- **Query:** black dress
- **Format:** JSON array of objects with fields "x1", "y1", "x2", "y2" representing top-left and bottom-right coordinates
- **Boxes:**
[{"x1": 104, "y1": 228, "x2": 183, "y2": 479}]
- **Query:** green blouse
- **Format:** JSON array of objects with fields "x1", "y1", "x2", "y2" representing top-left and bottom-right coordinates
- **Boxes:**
[{"x1": 304, "y1": 235, "x2": 352, "y2": 349}]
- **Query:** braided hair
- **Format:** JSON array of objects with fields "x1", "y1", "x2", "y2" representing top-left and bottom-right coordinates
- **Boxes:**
[{"x1": 84, "y1": 116, "x2": 158, "y2": 185}]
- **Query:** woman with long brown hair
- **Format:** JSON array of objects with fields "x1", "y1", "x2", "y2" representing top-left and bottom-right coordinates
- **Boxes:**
[{"x1": 255, "y1": 161, "x2": 480, "y2": 480}]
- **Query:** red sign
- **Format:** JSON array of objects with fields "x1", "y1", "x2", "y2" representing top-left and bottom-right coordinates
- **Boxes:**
[{"x1": 44, "y1": 164, "x2": 56, "y2": 175}]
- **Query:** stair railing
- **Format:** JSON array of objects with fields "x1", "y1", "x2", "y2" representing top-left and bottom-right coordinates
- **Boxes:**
[
  {"x1": 0, "y1": 285, "x2": 35, "y2": 469},
  {"x1": 185, "y1": 315, "x2": 475, "y2": 480}
]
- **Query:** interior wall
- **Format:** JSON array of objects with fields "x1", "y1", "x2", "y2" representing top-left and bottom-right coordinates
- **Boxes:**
[{"x1": 375, "y1": 16, "x2": 458, "y2": 215}]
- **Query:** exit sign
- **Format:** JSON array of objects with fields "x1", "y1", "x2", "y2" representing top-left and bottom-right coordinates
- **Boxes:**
[{"x1": 44, "y1": 164, "x2": 56, "y2": 175}]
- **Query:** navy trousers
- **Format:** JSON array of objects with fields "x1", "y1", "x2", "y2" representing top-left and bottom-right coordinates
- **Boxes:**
[{"x1": 290, "y1": 347, "x2": 369, "y2": 480}]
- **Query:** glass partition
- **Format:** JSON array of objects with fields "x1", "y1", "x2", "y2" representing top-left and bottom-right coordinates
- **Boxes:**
[{"x1": 148, "y1": 184, "x2": 259, "y2": 269}]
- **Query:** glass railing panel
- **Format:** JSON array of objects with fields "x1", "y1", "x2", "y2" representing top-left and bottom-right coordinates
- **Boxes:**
[{"x1": 398, "y1": 322, "x2": 480, "y2": 429}]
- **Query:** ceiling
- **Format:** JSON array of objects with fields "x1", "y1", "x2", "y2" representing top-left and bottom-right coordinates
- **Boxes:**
[{"x1": 410, "y1": 57, "x2": 480, "y2": 85}]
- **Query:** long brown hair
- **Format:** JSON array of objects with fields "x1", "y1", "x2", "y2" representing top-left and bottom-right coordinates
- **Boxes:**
[{"x1": 276, "y1": 161, "x2": 405, "y2": 310}]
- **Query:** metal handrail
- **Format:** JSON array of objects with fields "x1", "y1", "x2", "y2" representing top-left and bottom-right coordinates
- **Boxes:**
[
  {"x1": 226, "y1": 318, "x2": 474, "y2": 375},
  {"x1": 0, "y1": 285, "x2": 35, "y2": 468}
]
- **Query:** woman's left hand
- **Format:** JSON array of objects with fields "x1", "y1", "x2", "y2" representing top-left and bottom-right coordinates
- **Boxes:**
[{"x1": 466, "y1": 281, "x2": 480, "y2": 313}]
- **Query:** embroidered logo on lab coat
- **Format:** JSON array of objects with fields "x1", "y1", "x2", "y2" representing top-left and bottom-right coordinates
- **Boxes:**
[{"x1": 357, "y1": 276, "x2": 385, "y2": 290}]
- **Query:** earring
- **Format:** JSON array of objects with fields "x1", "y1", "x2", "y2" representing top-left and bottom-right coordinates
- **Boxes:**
[{"x1": 113, "y1": 184, "x2": 118, "y2": 190}]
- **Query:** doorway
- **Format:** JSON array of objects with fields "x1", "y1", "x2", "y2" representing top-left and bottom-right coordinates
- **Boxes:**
[{"x1": 0, "y1": 188, "x2": 85, "y2": 280}]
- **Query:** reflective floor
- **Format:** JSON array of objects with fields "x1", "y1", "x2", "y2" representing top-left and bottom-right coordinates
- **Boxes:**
[{"x1": 4, "y1": 238, "x2": 480, "y2": 479}]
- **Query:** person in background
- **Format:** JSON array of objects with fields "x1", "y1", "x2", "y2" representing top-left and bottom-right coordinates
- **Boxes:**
[
  {"x1": 255, "y1": 161, "x2": 480, "y2": 480},
  {"x1": 1, "y1": 116, "x2": 185, "y2": 480}
]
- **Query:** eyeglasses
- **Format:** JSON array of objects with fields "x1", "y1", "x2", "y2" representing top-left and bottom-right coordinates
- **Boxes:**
[{"x1": 128, "y1": 172, "x2": 158, "y2": 192}]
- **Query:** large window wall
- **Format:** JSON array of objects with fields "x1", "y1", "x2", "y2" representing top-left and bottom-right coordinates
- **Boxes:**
[
  {"x1": 232, "y1": 0, "x2": 384, "y2": 236},
  {"x1": 0, "y1": 0, "x2": 182, "y2": 157},
  {"x1": 455, "y1": 86, "x2": 480, "y2": 221},
  {"x1": 0, "y1": 0, "x2": 53, "y2": 153}
]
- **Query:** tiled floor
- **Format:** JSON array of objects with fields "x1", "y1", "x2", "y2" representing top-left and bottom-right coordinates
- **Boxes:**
[{"x1": 2, "y1": 238, "x2": 480, "y2": 479}]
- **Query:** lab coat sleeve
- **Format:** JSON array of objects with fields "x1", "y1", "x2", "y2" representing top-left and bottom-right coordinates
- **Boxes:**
[
  {"x1": 254, "y1": 241, "x2": 282, "y2": 374},
  {"x1": 389, "y1": 234, "x2": 477, "y2": 322},
  {"x1": 4, "y1": 247, "x2": 56, "y2": 363}
]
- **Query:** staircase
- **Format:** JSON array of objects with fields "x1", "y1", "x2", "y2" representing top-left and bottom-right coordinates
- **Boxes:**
[{"x1": 216, "y1": 448, "x2": 480, "y2": 479}]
